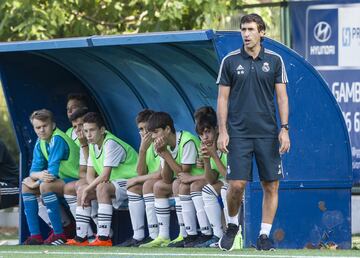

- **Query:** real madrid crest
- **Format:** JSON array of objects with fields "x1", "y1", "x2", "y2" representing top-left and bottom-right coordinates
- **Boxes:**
[{"x1": 262, "y1": 62, "x2": 270, "y2": 72}]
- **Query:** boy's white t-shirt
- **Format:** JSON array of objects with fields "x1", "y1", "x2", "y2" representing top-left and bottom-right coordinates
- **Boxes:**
[
  {"x1": 87, "y1": 139, "x2": 126, "y2": 167},
  {"x1": 160, "y1": 131, "x2": 197, "y2": 168},
  {"x1": 79, "y1": 148, "x2": 87, "y2": 166}
]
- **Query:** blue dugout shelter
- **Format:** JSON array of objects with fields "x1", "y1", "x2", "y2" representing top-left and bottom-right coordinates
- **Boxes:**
[{"x1": 0, "y1": 30, "x2": 352, "y2": 248}]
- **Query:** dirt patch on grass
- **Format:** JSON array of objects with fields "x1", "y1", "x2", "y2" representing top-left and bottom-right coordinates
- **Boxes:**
[{"x1": 0, "y1": 227, "x2": 18, "y2": 240}]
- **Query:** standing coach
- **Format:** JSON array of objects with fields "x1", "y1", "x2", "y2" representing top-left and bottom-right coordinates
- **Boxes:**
[{"x1": 216, "y1": 13, "x2": 290, "y2": 251}]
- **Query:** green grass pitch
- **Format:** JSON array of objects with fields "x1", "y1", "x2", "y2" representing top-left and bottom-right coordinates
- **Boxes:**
[{"x1": 0, "y1": 246, "x2": 359, "y2": 258}]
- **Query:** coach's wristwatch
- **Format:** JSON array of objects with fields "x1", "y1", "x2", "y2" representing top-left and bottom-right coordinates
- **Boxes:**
[{"x1": 281, "y1": 124, "x2": 289, "y2": 130}]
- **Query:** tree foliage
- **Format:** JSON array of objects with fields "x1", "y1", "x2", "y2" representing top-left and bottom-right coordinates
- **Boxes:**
[
  {"x1": 0, "y1": 0, "x2": 240, "y2": 41},
  {"x1": 0, "y1": 0, "x2": 241, "y2": 159},
  {"x1": 0, "y1": 0, "x2": 281, "y2": 161}
]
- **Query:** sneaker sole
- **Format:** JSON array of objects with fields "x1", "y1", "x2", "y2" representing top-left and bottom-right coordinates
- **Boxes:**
[
  {"x1": 255, "y1": 247, "x2": 276, "y2": 251},
  {"x1": 218, "y1": 236, "x2": 235, "y2": 251},
  {"x1": 140, "y1": 243, "x2": 163, "y2": 248}
]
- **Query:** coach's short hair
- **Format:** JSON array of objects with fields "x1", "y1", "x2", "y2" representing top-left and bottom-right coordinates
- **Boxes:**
[
  {"x1": 83, "y1": 112, "x2": 105, "y2": 128},
  {"x1": 240, "y1": 13, "x2": 266, "y2": 32},
  {"x1": 136, "y1": 109, "x2": 155, "y2": 125},
  {"x1": 30, "y1": 109, "x2": 54, "y2": 124},
  {"x1": 147, "y1": 112, "x2": 175, "y2": 134},
  {"x1": 69, "y1": 107, "x2": 89, "y2": 122}
]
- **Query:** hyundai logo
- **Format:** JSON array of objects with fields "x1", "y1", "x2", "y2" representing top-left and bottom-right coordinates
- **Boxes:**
[{"x1": 314, "y1": 21, "x2": 332, "y2": 43}]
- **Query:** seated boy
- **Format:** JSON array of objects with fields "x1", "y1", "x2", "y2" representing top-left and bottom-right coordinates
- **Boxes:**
[
  {"x1": 69, "y1": 112, "x2": 138, "y2": 246},
  {"x1": 196, "y1": 106, "x2": 243, "y2": 249},
  {"x1": 37, "y1": 94, "x2": 88, "y2": 235},
  {"x1": 140, "y1": 112, "x2": 203, "y2": 248},
  {"x1": 119, "y1": 109, "x2": 162, "y2": 247},
  {"x1": 194, "y1": 106, "x2": 228, "y2": 247},
  {"x1": 22, "y1": 109, "x2": 79, "y2": 245},
  {"x1": 63, "y1": 95, "x2": 90, "y2": 228},
  {"x1": 63, "y1": 108, "x2": 97, "y2": 244}
]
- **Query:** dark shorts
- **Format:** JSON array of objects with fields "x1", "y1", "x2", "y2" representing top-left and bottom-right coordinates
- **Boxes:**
[
  {"x1": 227, "y1": 138, "x2": 283, "y2": 181},
  {"x1": 0, "y1": 181, "x2": 19, "y2": 209}
]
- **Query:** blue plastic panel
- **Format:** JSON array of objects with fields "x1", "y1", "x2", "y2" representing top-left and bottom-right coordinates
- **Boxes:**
[{"x1": 245, "y1": 186, "x2": 351, "y2": 249}]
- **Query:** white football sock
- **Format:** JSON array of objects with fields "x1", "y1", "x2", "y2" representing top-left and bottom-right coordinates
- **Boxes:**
[
  {"x1": 76, "y1": 206, "x2": 91, "y2": 238},
  {"x1": 127, "y1": 191, "x2": 145, "y2": 240},
  {"x1": 180, "y1": 194, "x2": 197, "y2": 236},
  {"x1": 202, "y1": 185, "x2": 223, "y2": 238},
  {"x1": 64, "y1": 194, "x2": 77, "y2": 220},
  {"x1": 228, "y1": 214, "x2": 239, "y2": 226},
  {"x1": 97, "y1": 203, "x2": 113, "y2": 237},
  {"x1": 144, "y1": 193, "x2": 158, "y2": 239},
  {"x1": 260, "y1": 223, "x2": 272, "y2": 237},
  {"x1": 155, "y1": 198, "x2": 170, "y2": 239},
  {"x1": 191, "y1": 191, "x2": 212, "y2": 235},
  {"x1": 221, "y1": 184, "x2": 230, "y2": 225},
  {"x1": 175, "y1": 197, "x2": 187, "y2": 237}
]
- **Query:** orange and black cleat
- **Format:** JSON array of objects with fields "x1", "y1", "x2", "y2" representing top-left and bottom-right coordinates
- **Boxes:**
[
  {"x1": 88, "y1": 236, "x2": 112, "y2": 246},
  {"x1": 66, "y1": 236, "x2": 89, "y2": 246}
]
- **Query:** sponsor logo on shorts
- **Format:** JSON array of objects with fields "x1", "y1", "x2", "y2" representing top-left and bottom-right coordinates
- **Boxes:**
[
  {"x1": 277, "y1": 164, "x2": 282, "y2": 175},
  {"x1": 227, "y1": 165, "x2": 231, "y2": 174},
  {"x1": 0, "y1": 182, "x2": 8, "y2": 187}
]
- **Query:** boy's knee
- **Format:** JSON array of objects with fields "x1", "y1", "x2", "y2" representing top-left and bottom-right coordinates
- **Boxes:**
[
  {"x1": 75, "y1": 179, "x2": 87, "y2": 191},
  {"x1": 190, "y1": 180, "x2": 206, "y2": 192},
  {"x1": 128, "y1": 184, "x2": 142, "y2": 195},
  {"x1": 178, "y1": 183, "x2": 190, "y2": 195},
  {"x1": 96, "y1": 182, "x2": 110, "y2": 197},
  {"x1": 63, "y1": 182, "x2": 76, "y2": 195},
  {"x1": 143, "y1": 179, "x2": 156, "y2": 194},
  {"x1": 96, "y1": 183, "x2": 114, "y2": 203},
  {"x1": 76, "y1": 184, "x2": 87, "y2": 197},
  {"x1": 39, "y1": 182, "x2": 54, "y2": 193},
  {"x1": 21, "y1": 183, "x2": 32, "y2": 193},
  {"x1": 153, "y1": 180, "x2": 171, "y2": 197}
]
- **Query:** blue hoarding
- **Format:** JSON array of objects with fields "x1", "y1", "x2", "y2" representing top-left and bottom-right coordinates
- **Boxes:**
[{"x1": 290, "y1": 0, "x2": 360, "y2": 185}]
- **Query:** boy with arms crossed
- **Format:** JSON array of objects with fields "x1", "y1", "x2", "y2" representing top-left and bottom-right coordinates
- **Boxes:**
[{"x1": 38, "y1": 94, "x2": 88, "y2": 234}]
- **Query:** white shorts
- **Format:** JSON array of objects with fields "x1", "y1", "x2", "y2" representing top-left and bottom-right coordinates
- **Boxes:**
[{"x1": 111, "y1": 179, "x2": 128, "y2": 209}]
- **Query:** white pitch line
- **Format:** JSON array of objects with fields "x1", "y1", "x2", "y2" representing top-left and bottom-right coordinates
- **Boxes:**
[{"x1": 0, "y1": 251, "x2": 359, "y2": 258}]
